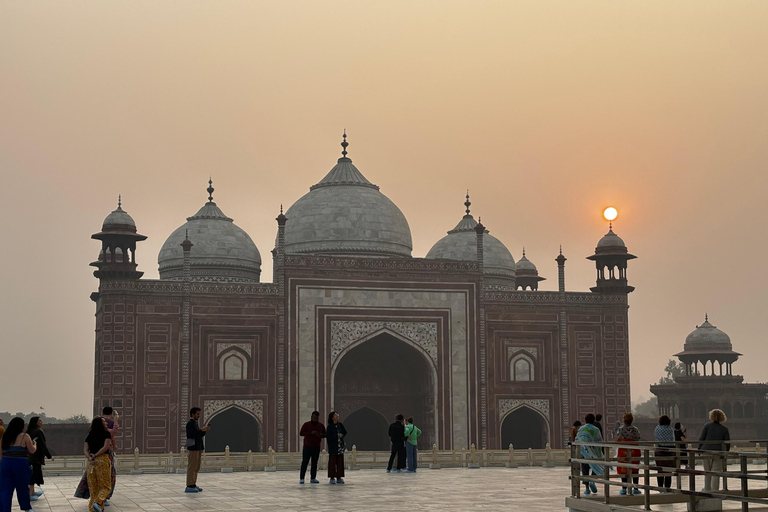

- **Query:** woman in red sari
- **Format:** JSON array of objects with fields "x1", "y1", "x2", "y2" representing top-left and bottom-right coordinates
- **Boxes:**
[{"x1": 616, "y1": 412, "x2": 642, "y2": 495}]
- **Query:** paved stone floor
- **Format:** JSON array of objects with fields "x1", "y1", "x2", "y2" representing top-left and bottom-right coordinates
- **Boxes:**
[
  {"x1": 25, "y1": 467, "x2": 570, "y2": 512},
  {"x1": 21, "y1": 467, "x2": 768, "y2": 512}
]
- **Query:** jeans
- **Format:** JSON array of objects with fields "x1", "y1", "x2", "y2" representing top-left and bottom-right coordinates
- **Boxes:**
[
  {"x1": 0, "y1": 457, "x2": 32, "y2": 512},
  {"x1": 406, "y1": 443, "x2": 417, "y2": 471},
  {"x1": 300, "y1": 446, "x2": 320, "y2": 479}
]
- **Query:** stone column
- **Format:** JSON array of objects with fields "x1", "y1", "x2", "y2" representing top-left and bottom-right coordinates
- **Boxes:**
[
  {"x1": 475, "y1": 221, "x2": 487, "y2": 449},
  {"x1": 556, "y1": 247, "x2": 569, "y2": 443},
  {"x1": 275, "y1": 208, "x2": 287, "y2": 451},
  {"x1": 180, "y1": 233, "x2": 193, "y2": 447}
]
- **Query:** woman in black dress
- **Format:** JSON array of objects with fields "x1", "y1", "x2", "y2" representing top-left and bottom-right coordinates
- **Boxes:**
[
  {"x1": 26, "y1": 416, "x2": 52, "y2": 501},
  {"x1": 326, "y1": 411, "x2": 347, "y2": 484}
]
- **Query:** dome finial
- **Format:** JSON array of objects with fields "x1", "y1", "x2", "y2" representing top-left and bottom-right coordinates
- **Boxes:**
[
  {"x1": 522, "y1": 247, "x2": 526, "y2": 257},
  {"x1": 609, "y1": 220, "x2": 613, "y2": 231},
  {"x1": 280, "y1": 204, "x2": 283, "y2": 214},
  {"x1": 559, "y1": 245, "x2": 563, "y2": 255},
  {"x1": 207, "y1": 177, "x2": 214, "y2": 203},
  {"x1": 464, "y1": 190, "x2": 471, "y2": 215},
  {"x1": 341, "y1": 129, "x2": 348, "y2": 158},
  {"x1": 118, "y1": 194, "x2": 122, "y2": 209},
  {"x1": 705, "y1": 312, "x2": 708, "y2": 322}
]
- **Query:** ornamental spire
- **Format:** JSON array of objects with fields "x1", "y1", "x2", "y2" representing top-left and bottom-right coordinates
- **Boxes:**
[
  {"x1": 207, "y1": 178, "x2": 214, "y2": 202},
  {"x1": 464, "y1": 190, "x2": 471, "y2": 216},
  {"x1": 117, "y1": 194, "x2": 122, "y2": 209},
  {"x1": 341, "y1": 129, "x2": 348, "y2": 158}
]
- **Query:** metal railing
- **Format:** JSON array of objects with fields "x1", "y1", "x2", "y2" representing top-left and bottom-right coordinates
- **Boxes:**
[{"x1": 569, "y1": 440, "x2": 768, "y2": 511}]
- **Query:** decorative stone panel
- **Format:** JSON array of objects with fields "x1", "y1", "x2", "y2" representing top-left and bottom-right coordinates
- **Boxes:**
[
  {"x1": 507, "y1": 346, "x2": 537, "y2": 358},
  {"x1": 498, "y1": 398, "x2": 550, "y2": 420},
  {"x1": 216, "y1": 342, "x2": 252, "y2": 357},
  {"x1": 330, "y1": 320, "x2": 438, "y2": 366},
  {"x1": 204, "y1": 399, "x2": 263, "y2": 423}
]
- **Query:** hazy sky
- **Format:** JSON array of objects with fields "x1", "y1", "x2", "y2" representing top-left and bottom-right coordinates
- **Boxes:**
[{"x1": 1, "y1": 1, "x2": 767, "y2": 418}]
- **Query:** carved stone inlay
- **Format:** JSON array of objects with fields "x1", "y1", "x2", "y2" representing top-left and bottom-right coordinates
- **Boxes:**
[
  {"x1": 204, "y1": 399, "x2": 263, "y2": 423},
  {"x1": 507, "y1": 346, "x2": 537, "y2": 359},
  {"x1": 498, "y1": 398, "x2": 550, "y2": 420},
  {"x1": 216, "y1": 342, "x2": 252, "y2": 357},
  {"x1": 330, "y1": 321, "x2": 438, "y2": 366}
]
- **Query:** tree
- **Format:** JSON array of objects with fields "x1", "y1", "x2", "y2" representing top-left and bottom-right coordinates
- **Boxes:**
[
  {"x1": 658, "y1": 359, "x2": 686, "y2": 385},
  {"x1": 633, "y1": 396, "x2": 658, "y2": 419}
]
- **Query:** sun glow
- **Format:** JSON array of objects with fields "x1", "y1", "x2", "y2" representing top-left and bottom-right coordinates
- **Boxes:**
[{"x1": 603, "y1": 207, "x2": 618, "y2": 221}]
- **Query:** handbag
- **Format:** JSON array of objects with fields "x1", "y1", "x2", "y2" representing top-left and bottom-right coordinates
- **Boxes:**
[{"x1": 185, "y1": 438, "x2": 196, "y2": 448}]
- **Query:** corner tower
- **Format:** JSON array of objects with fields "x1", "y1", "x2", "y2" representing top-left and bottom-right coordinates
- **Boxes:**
[
  {"x1": 586, "y1": 223, "x2": 636, "y2": 294},
  {"x1": 91, "y1": 197, "x2": 147, "y2": 280}
]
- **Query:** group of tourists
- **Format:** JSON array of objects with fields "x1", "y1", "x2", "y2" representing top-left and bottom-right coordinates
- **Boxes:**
[
  {"x1": 0, "y1": 417, "x2": 51, "y2": 512},
  {"x1": 297, "y1": 411, "x2": 347, "y2": 484},
  {"x1": 386, "y1": 414, "x2": 422, "y2": 474},
  {"x1": 572, "y1": 408, "x2": 730, "y2": 496}
]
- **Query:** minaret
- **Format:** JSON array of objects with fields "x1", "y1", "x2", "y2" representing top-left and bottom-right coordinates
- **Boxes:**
[
  {"x1": 91, "y1": 196, "x2": 147, "y2": 279},
  {"x1": 555, "y1": 246, "x2": 566, "y2": 293},
  {"x1": 586, "y1": 222, "x2": 636, "y2": 294}
]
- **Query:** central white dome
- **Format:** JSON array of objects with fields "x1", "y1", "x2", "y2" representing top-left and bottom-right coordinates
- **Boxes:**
[{"x1": 281, "y1": 139, "x2": 412, "y2": 258}]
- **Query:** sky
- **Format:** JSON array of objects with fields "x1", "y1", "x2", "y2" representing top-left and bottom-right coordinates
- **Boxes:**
[{"x1": 1, "y1": 1, "x2": 767, "y2": 418}]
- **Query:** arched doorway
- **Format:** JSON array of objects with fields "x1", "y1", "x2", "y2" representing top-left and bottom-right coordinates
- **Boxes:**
[
  {"x1": 343, "y1": 407, "x2": 389, "y2": 450},
  {"x1": 500, "y1": 406, "x2": 548, "y2": 449},
  {"x1": 334, "y1": 332, "x2": 436, "y2": 449},
  {"x1": 205, "y1": 407, "x2": 261, "y2": 452}
]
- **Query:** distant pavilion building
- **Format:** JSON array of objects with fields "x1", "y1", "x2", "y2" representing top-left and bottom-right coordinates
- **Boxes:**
[{"x1": 651, "y1": 316, "x2": 768, "y2": 440}]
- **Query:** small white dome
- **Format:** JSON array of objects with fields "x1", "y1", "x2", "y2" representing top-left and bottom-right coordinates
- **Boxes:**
[{"x1": 158, "y1": 188, "x2": 261, "y2": 282}]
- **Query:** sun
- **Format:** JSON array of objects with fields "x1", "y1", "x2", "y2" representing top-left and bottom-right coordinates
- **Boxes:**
[{"x1": 603, "y1": 207, "x2": 618, "y2": 221}]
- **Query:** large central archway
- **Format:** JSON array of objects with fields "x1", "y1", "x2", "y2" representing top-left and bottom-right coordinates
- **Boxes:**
[
  {"x1": 333, "y1": 332, "x2": 436, "y2": 450},
  {"x1": 205, "y1": 407, "x2": 262, "y2": 452},
  {"x1": 500, "y1": 406, "x2": 548, "y2": 449}
]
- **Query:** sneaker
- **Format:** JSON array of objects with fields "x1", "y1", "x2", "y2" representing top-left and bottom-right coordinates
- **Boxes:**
[
  {"x1": 93, "y1": 504, "x2": 103, "y2": 512},
  {"x1": 195, "y1": 487, "x2": 203, "y2": 492},
  {"x1": 619, "y1": 489, "x2": 627, "y2": 495},
  {"x1": 30, "y1": 496, "x2": 39, "y2": 502},
  {"x1": 310, "y1": 479, "x2": 319, "y2": 484},
  {"x1": 34, "y1": 490, "x2": 44, "y2": 497},
  {"x1": 104, "y1": 500, "x2": 110, "y2": 506},
  {"x1": 632, "y1": 489, "x2": 641, "y2": 495},
  {"x1": 386, "y1": 469, "x2": 391, "y2": 473},
  {"x1": 337, "y1": 478, "x2": 345, "y2": 484},
  {"x1": 299, "y1": 479, "x2": 305, "y2": 484},
  {"x1": 583, "y1": 489, "x2": 591, "y2": 495},
  {"x1": 394, "y1": 469, "x2": 402, "y2": 473},
  {"x1": 184, "y1": 486, "x2": 199, "y2": 493},
  {"x1": 404, "y1": 469, "x2": 414, "y2": 473},
  {"x1": 589, "y1": 482, "x2": 598, "y2": 493},
  {"x1": 329, "y1": 478, "x2": 336, "y2": 484}
]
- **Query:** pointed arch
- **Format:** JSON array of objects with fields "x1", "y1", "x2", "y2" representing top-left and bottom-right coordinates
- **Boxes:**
[
  {"x1": 509, "y1": 353, "x2": 535, "y2": 381},
  {"x1": 499, "y1": 404, "x2": 550, "y2": 449}
]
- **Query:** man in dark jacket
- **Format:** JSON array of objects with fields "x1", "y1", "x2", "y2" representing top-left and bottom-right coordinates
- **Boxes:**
[
  {"x1": 299, "y1": 411, "x2": 326, "y2": 484},
  {"x1": 185, "y1": 407, "x2": 210, "y2": 493},
  {"x1": 387, "y1": 414, "x2": 406, "y2": 473}
]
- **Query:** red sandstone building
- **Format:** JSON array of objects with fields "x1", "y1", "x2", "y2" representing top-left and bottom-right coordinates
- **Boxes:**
[{"x1": 90, "y1": 137, "x2": 636, "y2": 454}]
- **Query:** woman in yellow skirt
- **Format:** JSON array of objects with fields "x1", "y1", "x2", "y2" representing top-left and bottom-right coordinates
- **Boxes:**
[{"x1": 84, "y1": 417, "x2": 112, "y2": 512}]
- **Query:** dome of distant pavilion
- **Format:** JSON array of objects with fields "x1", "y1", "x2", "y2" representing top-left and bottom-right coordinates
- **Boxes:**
[
  {"x1": 597, "y1": 227, "x2": 626, "y2": 249},
  {"x1": 425, "y1": 195, "x2": 516, "y2": 284},
  {"x1": 158, "y1": 181, "x2": 261, "y2": 282},
  {"x1": 280, "y1": 135, "x2": 412, "y2": 258},
  {"x1": 101, "y1": 197, "x2": 137, "y2": 233},
  {"x1": 684, "y1": 316, "x2": 733, "y2": 352}
]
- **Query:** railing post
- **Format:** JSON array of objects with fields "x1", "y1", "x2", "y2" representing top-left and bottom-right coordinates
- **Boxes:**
[
  {"x1": 168, "y1": 450, "x2": 173, "y2": 473},
  {"x1": 130, "y1": 447, "x2": 141, "y2": 475},
  {"x1": 430, "y1": 444, "x2": 440, "y2": 469},
  {"x1": 571, "y1": 442, "x2": 580, "y2": 498},
  {"x1": 528, "y1": 447, "x2": 534, "y2": 466},
  {"x1": 603, "y1": 443, "x2": 611, "y2": 503},
  {"x1": 506, "y1": 444, "x2": 517, "y2": 468},
  {"x1": 246, "y1": 450, "x2": 252, "y2": 472},
  {"x1": 468, "y1": 443, "x2": 479, "y2": 468},
  {"x1": 350, "y1": 445, "x2": 358, "y2": 470},
  {"x1": 222, "y1": 445, "x2": 233, "y2": 473},
  {"x1": 740, "y1": 453, "x2": 748, "y2": 512},
  {"x1": 643, "y1": 449, "x2": 650, "y2": 511},
  {"x1": 264, "y1": 446, "x2": 276, "y2": 472},
  {"x1": 543, "y1": 443, "x2": 555, "y2": 468},
  {"x1": 688, "y1": 451, "x2": 697, "y2": 512}
]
